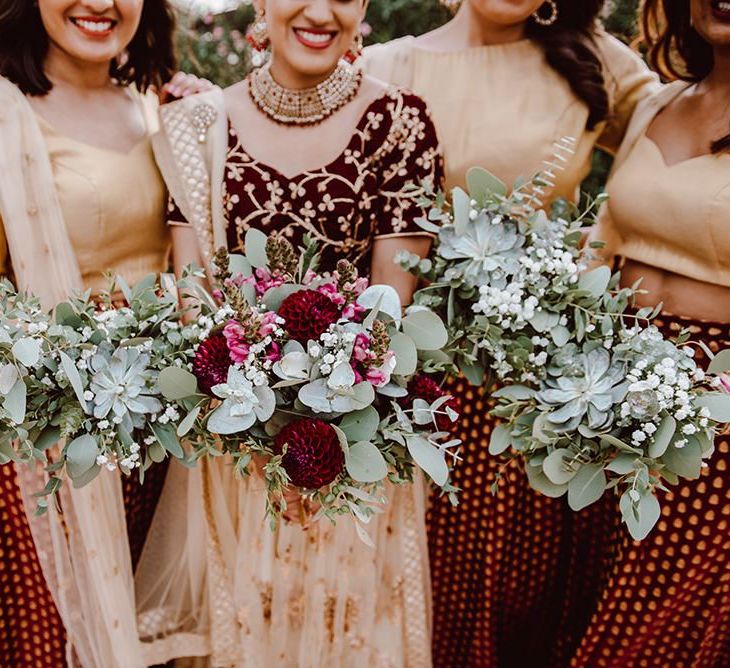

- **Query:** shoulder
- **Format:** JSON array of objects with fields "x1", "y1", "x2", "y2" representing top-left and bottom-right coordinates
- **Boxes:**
[
  {"x1": 589, "y1": 28, "x2": 655, "y2": 86},
  {"x1": 0, "y1": 75, "x2": 26, "y2": 109},
  {"x1": 363, "y1": 84, "x2": 435, "y2": 131},
  {"x1": 360, "y1": 36, "x2": 417, "y2": 86},
  {"x1": 157, "y1": 87, "x2": 226, "y2": 135}
]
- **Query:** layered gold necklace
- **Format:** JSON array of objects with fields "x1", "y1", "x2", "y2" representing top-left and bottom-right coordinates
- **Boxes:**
[{"x1": 249, "y1": 61, "x2": 363, "y2": 126}]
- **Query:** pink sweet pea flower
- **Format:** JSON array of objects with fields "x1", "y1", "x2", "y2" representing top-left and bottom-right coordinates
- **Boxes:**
[
  {"x1": 266, "y1": 342, "x2": 282, "y2": 362},
  {"x1": 720, "y1": 373, "x2": 730, "y2": 395},
  {"x1": 223, "y1": 320, "x2": 251, "y2": 364},
  {"x1": 352, "y1": 332, "x2": 371, "y2": 362},
  {"x1": 365, "y1": 368, "x2": 389, "y2": 387}
]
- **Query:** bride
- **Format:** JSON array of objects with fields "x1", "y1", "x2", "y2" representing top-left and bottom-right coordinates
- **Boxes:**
[{"x1": 135, "y1": 0, "x2": 443, "y2": 665}]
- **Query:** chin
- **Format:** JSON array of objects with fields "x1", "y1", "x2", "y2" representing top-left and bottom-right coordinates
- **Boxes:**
[
  {"x1": 469, "y1": 0, "x2": 540, "y2": 25},
  {"x1": 290, "y1": 54, "x2": 343, "y2": 79}
]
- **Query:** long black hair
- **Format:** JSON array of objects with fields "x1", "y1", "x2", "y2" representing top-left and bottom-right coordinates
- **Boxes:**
[
  {"x1": 641, "y1": 0, "x2": 729, "y2": 152},
  {"x1": 525, "y1": 0, "x2": 610, "y2": 130},
  {"x1": 0, "y1": 0, "x2": 177, "y2": 96}
]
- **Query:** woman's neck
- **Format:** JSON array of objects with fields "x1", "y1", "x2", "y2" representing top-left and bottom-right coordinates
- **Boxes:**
[
  {"x1": 444, "y1": 3, "x2": 527, "y2": 48},
  {"x1": 44, "y1": 43, "x2": 112, "y2": 91},
  {"x1": 700, "y1": 46, "x2": 730, "y2": 94}
]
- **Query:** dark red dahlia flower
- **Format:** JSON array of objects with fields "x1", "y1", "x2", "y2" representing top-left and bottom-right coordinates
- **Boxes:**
[
  {"x1": 192, "y1": 331, "x2": 231, "y2": 396},
  {"x1": 274, "y1": 418, "x2": 345, "y2": 489},
  {"x1": 405, "y1": 375, "x2": 460, "y2": 433},
  {"x1": 278, "y1": 290, "x2": 341, "y2": 344}
]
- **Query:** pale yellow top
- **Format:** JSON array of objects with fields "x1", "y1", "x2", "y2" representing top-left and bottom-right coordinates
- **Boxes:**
[
  {"x1": 0, "y1": 104, "x2": 170, "y2": 293},
  {"x1": 362, "y1": 31, "x2": 659, "y2": 198},
  {"x1": 599, "y1": 113, "x2": 730, "y2": 287}
]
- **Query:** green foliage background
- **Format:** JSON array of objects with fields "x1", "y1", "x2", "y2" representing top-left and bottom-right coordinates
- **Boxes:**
[{"x1": 176, "y1": 0, "x2": 642, "y2": 195}]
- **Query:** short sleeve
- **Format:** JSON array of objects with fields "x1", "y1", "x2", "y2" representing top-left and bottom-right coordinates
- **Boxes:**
[
  {"x1": 375, "y1": 92, "x2": 444, "y2": 238},
  {"x1": 594, "y1": 30, "x2": 661, "y2": 154}
]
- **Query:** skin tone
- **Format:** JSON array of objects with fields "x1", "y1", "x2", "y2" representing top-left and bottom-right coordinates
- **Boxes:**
[
  {"x1": 173, "y1": 0, "x2": 431, "y2": 303},
  {"x1": 619, "y1": 0, "x2": 730, "y2": 321},
  {"x1": 415, "y1": 0, "x2": 546, "y2": 50},
  {"x1": 29, "y1": 0, "x2": 209, "y2": 153}
]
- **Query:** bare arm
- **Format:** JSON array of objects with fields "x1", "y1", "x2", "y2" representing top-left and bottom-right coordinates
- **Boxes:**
[{"x1": 370, "y1": 236, "x2": 432, "y2": 305}]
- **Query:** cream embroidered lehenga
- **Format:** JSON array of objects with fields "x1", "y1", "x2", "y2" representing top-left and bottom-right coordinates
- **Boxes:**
[{"x1": 135, "y1": 86, "x2": 443, "y2": 667}]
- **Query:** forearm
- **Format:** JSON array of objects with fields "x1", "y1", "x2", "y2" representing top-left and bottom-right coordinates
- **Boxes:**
[{"x1": 370, "y1": 236, "x2": 432, "y2": 305}]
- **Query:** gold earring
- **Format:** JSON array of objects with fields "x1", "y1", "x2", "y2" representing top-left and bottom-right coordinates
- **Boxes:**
[
  {"x1": 247, "y1": 7, "x2": 270, "y2": 51},
  {"x1": 532, "y1": 0, "x2": 558, "y2": 27}
]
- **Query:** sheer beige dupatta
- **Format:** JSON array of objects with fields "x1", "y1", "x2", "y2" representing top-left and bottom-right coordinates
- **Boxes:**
[{"x1": 0, "y1": 76, "x2": 149, "y2": 667}]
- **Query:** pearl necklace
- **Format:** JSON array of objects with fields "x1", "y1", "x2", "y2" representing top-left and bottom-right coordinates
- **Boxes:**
[{"x1": 248, "y1": 61, "x2": 363, "y2": 126}]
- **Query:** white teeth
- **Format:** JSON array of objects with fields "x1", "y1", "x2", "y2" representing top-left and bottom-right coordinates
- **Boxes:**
[
  {"x1": 719, "y1": 1, "x2": 730, "y2": 11},
  {"x1": 297, "y1": 30, "x2": 333, "y2": 44},
  {"x1": 74, "y1": 19, "x2": 113, "y2": 33}
]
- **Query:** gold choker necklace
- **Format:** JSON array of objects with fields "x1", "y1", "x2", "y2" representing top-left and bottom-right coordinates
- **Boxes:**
[{"x1": 249, "y1": 61, "x2": 363, "y2": 126}]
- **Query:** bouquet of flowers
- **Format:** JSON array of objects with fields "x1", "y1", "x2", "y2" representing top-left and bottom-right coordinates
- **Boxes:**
[
  {"x1": 158, "y1": 231, "x2": 459, "y2": 535},
  {"x1": 0, "y1": 276, "x2": 194, "y2": 512},
  {"x1": 401, "y1": 167, "x2": 730, "y2": 540}
]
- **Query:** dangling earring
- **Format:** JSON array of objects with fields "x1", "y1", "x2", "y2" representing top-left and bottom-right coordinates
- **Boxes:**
[
  {"x1": 439, "y1": 0, "x2": 462, "y2": 11},
  {"x1": 344, "y1": 31, "x2": 364, "y2": 64},
  {"x1": 247, "y1": 7, "x2": 270, "y2": 51},
  {"x1": 532, "y1": 0, "x2": 558, "y2": 27}
]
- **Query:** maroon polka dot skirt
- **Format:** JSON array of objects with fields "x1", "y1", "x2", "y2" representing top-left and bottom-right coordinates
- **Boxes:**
[{"x1": 428, "y1": 312, "x2": 730, "y2": 668}]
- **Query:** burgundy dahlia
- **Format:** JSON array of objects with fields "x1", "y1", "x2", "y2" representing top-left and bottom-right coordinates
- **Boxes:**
[
  {"x1": 274, "y1": 418, "x2": 345, "y2": 489},
  {"x1": 192, "y1": 331, "x2": 231, "y2": 396},
  {"x1": 406, "y1": 375, "x2": 460, "y2": 432},
  {"x1": 278, "y1": 290, "x2": 341, "y2": 344}
]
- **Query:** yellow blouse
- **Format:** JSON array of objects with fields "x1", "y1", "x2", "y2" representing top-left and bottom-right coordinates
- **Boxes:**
[
  {"x1": 362, "y1": 30, "x2": 658, "y2": 198},
  {"x1": 0, "y1": 105, "x2": 169, "y2": 294},
  {"x1": 598, "y1": 87, "x2": 730, "y2": 287}
]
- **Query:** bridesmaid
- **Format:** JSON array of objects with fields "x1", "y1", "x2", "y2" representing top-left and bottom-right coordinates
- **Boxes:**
[
  {"x1": 579, "y1": 1, "x2": 730, "y2": 666},
  {"x1": 135, "y1": 1, "x2": 443, "y2": 665},
  {"x1": 362, "y1": 2, "x2": 659, "y2": 667},
  {"x1": 0, "y1": 0, "x2": 206, "y2": 663}
]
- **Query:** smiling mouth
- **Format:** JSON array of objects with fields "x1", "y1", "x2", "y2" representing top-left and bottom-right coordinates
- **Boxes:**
[
  {"x1": 69, "y1": 16, "x2": 117, "y2": 37},
  {"x1": 712, "y1": 0, "x2": 730, "y2": 20},
  {"x1": 293, "y1": 28, "x2": 338, "y2": 50}
]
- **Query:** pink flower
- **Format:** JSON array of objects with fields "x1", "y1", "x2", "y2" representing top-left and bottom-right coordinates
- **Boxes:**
[
  {"x1": 344, "y1": 277, "x2": 369, "y2": 297},
  {"x1": 259, "y1": 311, "x2": 280, "y2": 338},
  {"x1": 352, "y1": 333, "x2": 372, "y2": 363},
  {"x1": 365, "y1": 368, "x2": 389, "y2": 387},
  {"x1": 223, "y1": 320, "x2": 251, "y2": 364},
  {"x1": 266, "y1": 342, "x2": 282, "y2": 362},
  {"x1": 720, "y1": 373, "x2": 730, "y2": 395},
  {"x1": 317, "y1": 282, "x2": 346, "y2": 306},
  {"x1": 342, "y1": 302, "x2": 366, "y2": 321},
  {"x1": 244, "y1": 268, "x2": 286, "y2": 297}
]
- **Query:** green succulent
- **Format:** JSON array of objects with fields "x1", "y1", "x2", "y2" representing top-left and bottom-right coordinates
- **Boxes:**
[{"x1": 537, "y1": 346, "x2": 628, "y2": 432}]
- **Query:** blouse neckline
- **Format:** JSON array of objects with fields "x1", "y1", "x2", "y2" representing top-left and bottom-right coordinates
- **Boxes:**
[
  {"x1": 227, "y1": 88, "x2": 395, "y2": 181},
  {"x1": 639, "y1": 134, "x2": 726, "y2": 170}
]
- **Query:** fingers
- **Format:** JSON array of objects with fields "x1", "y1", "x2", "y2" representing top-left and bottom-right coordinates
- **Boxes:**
[{"x1": 160, "y1": 73, "x2": 214, "y2": 103}]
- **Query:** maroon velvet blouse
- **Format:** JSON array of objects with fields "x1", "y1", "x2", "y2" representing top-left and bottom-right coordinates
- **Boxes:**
[{"x1": 169, "y1": 88, "x2": 443, "y2": 272}]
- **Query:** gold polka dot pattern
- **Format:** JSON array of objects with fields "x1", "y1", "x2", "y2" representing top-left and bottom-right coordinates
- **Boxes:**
[
  {"x1": 570, "y1": 313, "x2": 730, "y2": 668},
  {"x1": 427, "y1": 377, "x2": 620, "y2": 667},
  {"x1": 0, "y1": 465, "x2": 66, "y2": 666}
]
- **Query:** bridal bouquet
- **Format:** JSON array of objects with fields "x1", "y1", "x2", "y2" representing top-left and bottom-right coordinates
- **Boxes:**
[
  {"x1": 159, "y1": 231, "x2": 459, "y2": 533},
  {"x1": 401, "y1": 167, "x2": 730, "y2": 540},
  {"x1": 0, "y1": 276, "x2": 193, "y2": 511}
]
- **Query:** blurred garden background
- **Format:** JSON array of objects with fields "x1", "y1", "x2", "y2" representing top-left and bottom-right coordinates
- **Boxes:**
[{"x1": 170, "y1": 0, "x2": 642, "y2": 197}]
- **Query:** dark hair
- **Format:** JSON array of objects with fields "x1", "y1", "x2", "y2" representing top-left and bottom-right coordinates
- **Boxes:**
[
  {"x1": 0, "y1": 0, "x2": 178, "y2": 96},
  {"x1": 641, "y1": 0, "x2": 729, "y2": 152},
  {"x1": 525, "y1": 0, "x2": 609, "y2": 130}
]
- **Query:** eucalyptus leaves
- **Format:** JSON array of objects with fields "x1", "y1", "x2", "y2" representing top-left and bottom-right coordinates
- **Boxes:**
[
  {"x1": 403, "y1": 167, "x2": 730, "y2": 540},
  {"x1": 0, "y1": 276, "x2": 193, "y2": 510},
  {"x1": 156, "y1": 232, "x2": 460, "y2": 534}
]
